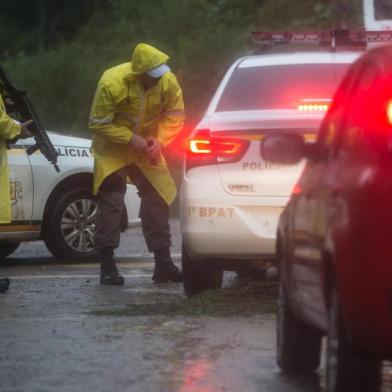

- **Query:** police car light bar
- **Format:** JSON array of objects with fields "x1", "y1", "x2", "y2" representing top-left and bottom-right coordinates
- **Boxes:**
[{"x1": 251, "y1": 30, "x2": 392, "y2": 49}]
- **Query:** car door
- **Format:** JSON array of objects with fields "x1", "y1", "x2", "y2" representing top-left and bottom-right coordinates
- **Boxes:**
[
  {"x1": 330, "y1": 55, "x2": 392, "y2": 335},
  {"x1": 6, "y1": 139, "x2": 35, "y2": 224},
  {"x1": 287, "y1": 70, "x2": 356, "y2": 329}
]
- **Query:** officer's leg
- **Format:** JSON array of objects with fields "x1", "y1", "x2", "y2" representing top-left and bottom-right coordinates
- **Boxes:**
[
  {"x1": 128, "y1": 165, "x2": 182, "y2": 283},
  {"x1": 95, "y1": 170, "x2": 127, "y2": 285}
]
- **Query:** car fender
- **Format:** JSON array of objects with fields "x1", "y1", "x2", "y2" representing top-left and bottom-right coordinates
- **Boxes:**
[{"x1": 33, "y1": 166, "x2": 93, "y2": 222}]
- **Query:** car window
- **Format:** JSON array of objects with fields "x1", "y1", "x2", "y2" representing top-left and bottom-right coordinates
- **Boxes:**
[
  {"x1": 316, "y1": 68, "x2": 357, "y2": 155},
  {"x1": 338, "y1": 61, "x2": 382, "y2": 153},
  {"x1": 216, "y1": 63, "x2": 350, "y2": 111}
]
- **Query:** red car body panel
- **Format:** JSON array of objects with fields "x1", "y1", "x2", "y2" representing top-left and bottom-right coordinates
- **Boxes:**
[
  {"x1": 281, "y1": 45, "x2": 392, "y2": 359},
  {"x1": 335, "y1": 153, "x2": 392, "y2": 355}
]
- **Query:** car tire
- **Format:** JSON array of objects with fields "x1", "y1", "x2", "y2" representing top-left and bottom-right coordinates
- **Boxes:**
[
  {"x1": 326, "y1": 283, "x2": 381, "y2": 392},
  {"x1": 43, "y1": 187, "x2": 99, "y2": 261},
  {"x1": 277, "y1": 268, "x2": 322, "y2": 373},
  {"x1": 0, "y1": 242, "x2": 20, "y2": 259},
  {"x1": 182, "y1": 243, "x2": 223, "y2": 296}
]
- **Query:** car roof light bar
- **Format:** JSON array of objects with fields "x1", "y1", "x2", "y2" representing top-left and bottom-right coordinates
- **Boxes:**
[{"x1": 251, "y1": 30, "x2": 392, "y2": 53}]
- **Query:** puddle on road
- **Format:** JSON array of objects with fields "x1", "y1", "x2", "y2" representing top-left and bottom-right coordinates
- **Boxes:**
[{"x1": 90, "y1": 280, "x2": 277, "y2": 318}]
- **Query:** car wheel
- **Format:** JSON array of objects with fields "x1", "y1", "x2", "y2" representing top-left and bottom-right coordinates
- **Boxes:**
[
  {"x1": 182, "y1": 243, "x2": 223, "y2": 296},
  {"x1": 0, "y1": 242, "x2": 20, "y2": 259},
  {"x1": 277, "y1": 268, "x2": 322, "y2": 373},
  {"x1": 326, "y1": 284, "x2": 381, "y2": 392},
  {"x1": 43, "y1": 187, "x2": 99, "y2": 261}
]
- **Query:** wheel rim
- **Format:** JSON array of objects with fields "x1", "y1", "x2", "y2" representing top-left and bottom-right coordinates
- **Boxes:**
[{"x1": 61, "y1": 198, "x2": 97, "y2": 253}]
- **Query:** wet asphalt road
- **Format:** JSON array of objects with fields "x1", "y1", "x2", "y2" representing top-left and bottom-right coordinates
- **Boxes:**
[
  {"x1": 0, "y1": 259, "x2": 324, "y2": 392},
  {"x1": 0, "y1": 220, "x2": 357, "y2": 392}
]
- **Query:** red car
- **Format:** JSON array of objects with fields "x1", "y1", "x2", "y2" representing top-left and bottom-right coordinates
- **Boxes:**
[{"x1": 262, "y1": 44, "x2": 392, "y2": 392}]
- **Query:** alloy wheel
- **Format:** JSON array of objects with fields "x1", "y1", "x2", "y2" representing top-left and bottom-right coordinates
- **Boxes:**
[{"x1": 60, "y1": 198, "x2": 97, "y2": 253}]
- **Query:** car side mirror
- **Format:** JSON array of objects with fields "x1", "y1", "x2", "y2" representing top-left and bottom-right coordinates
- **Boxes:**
[{"x1": 261, "y1": 134, "x2": 306, "y2": 165}]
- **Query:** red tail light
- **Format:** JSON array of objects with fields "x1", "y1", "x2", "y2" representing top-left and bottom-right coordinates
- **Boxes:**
[
  {"x1": 185, "y1": 129, "x2": 249, "y2": 171},
  {"x1": 297, "y1": 99, "x2": 331, "y2": 112},
  {"x1": 387, "y1": 100, "x2": 392, "y2": 125},
  {"x1": 298, "y1": 103, "x2": 329, "y2": 112},
  {"x1": 189, "y1": 139, "x2": 212, "y2": 154},
  {"x1": 291, "y1": 183, "x2": 302, "y2": 196},
  {"x1": 353, "y1": 77, "x2": 392, "y2": 133}
]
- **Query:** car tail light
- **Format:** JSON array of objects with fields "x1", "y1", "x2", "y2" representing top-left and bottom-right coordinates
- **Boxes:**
[
  {"x1": 290, "y1": 166, "x2": 309, "y2": 196},
  {"x1": 297, "y1": 99, "x2": 330, "y2": 112},
  {"x1": 291, "y1": 182, "x2": 302, "y2": 196},
  {"x1": 298, "y1": 103, "x2": 329, "y2": 112},
  {"x1": 354, "y1": 77, "x2": 392, "y2": 133},
  {"x1": 387, "y1": 100, "x2": 392, "y2": 125},
  {"x1": 185, "y1": 129, "x2": 249, "y2": 171}
]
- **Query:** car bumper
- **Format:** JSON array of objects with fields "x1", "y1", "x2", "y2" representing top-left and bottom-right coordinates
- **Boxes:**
[{"x1": 180, "y1": 173, "x2": 288, "y2": 259}]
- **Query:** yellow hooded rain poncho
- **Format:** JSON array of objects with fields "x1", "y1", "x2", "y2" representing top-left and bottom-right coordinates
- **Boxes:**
[
  {"x1": 0, "y1": 94, "x2": 21, "y2": 223},
  {"x1": 89, "y1": 43, "x2": 185, "y2": 205}
]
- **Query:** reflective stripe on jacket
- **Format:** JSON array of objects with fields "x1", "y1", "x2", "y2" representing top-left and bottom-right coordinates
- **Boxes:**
[
  {"x1": 89, "y1": 44, "x2": 185, "y2": 205},
  {"x1": 0, "y1": 94, "x2": 21, "y2": 223}
]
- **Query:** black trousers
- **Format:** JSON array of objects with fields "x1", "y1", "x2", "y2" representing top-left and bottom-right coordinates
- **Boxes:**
[{"x1": 94, "y1": 165, "x2": 171, "y2": 252}]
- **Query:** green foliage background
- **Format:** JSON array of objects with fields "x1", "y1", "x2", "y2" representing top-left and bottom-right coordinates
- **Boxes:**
[
  {"x1": 1, "y1": 0, "x2": 362, "y2": 139},
  {"x1": 0, "y1": 0, "x2": 363, "y2": 213}
]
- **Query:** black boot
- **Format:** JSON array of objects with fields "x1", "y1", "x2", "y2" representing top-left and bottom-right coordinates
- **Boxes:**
[
  {"x1": 0, "y1": 278, "x2": 10, "y2": 293},
  {"x1": 99, "y1": 248, "x2": 124, "y2": 286},
  {"x1": 152, "y1": 247, "x2": 182, "y2": 283}
]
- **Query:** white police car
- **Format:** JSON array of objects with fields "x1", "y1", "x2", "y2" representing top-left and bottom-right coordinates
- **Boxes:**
[
  {"x1": 0, "y1": 132, "x2": 140, "y2": 260},
  {"x1": 180, "y1": 31, "x2": 366, "y2": 295}
]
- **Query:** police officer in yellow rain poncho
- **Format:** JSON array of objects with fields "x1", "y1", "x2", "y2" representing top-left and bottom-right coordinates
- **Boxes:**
[
  {"x1": 0, "y1": 92, "x2": 32, "y2": 292},
  {"x1": 89, "y1": 43, "x2": 185, "y2": 286}
]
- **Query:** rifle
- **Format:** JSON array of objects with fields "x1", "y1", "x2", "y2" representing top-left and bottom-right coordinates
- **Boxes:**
[{"x1": 0, "y1": 66, "x2": 60, "y2": 173}]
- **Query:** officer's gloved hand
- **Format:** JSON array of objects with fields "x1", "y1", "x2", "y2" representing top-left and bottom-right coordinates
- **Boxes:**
[
  {"x1": 146, "y1": 137, "x2": 161, "y2": 161},
  {"x1": 20, "y1": 119, "x2": 33, "y2": 139},
  {"x1": 129, "y1": 133, "x2": 148, "y2": 152}
]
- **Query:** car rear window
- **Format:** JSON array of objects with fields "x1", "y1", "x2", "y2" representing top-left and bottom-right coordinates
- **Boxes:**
[{"x1": 216, "y1": 63, "x2": 350, "y2": 111}]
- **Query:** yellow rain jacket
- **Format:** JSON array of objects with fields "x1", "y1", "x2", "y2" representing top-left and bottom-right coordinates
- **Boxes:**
[
  {"x1": 0, "y1": 94, "x2": 21, "y2": 223},
  {"x1": 89, "y1": 43, "x2": 185, "y2": 205}
]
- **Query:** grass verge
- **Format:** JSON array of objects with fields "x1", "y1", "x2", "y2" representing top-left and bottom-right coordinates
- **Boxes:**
[{"x1": 90, "y1": 281, "x2": 277, "y2": 318}]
